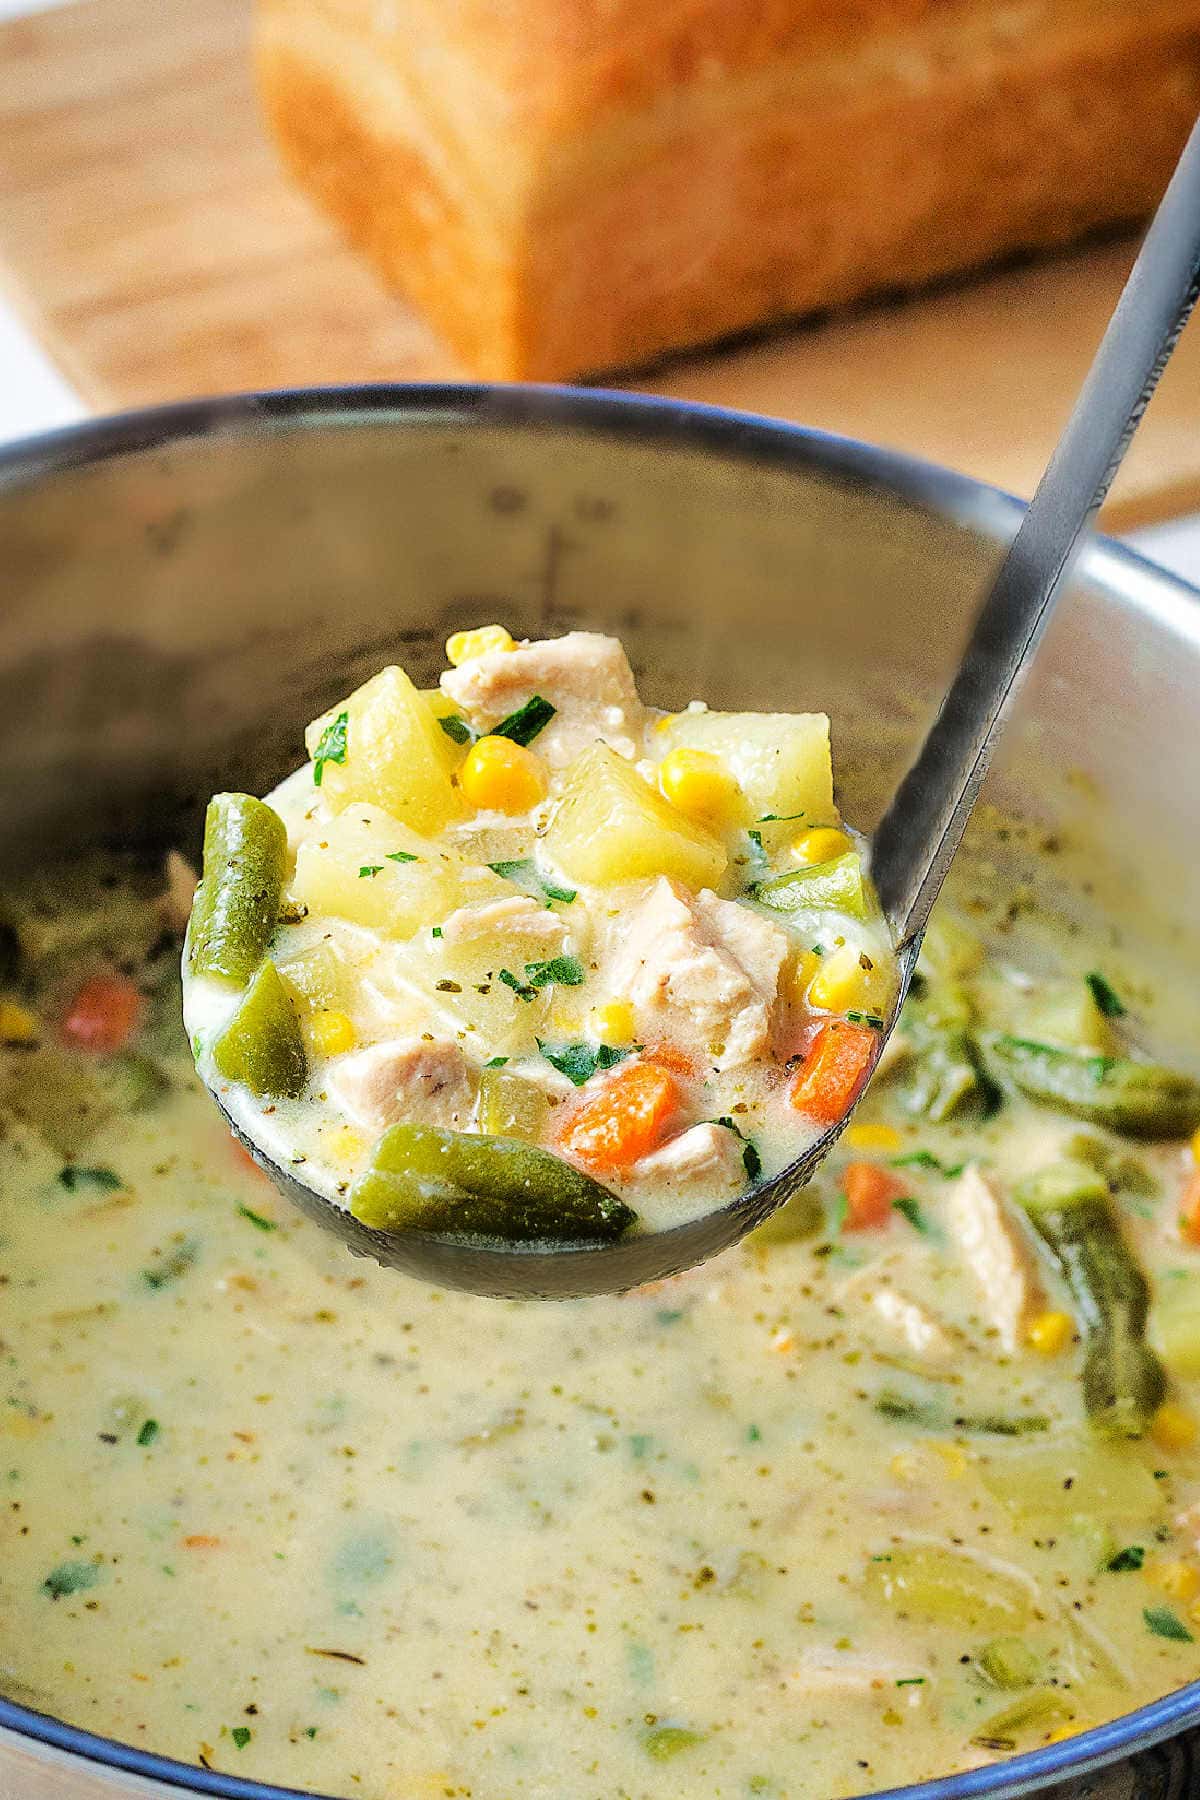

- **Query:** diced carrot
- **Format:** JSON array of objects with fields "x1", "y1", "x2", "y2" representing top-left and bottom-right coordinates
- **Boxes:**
[
  {"x1": 559, "y1": 1061, "x2": 679, "y2": 1174},
  {"x1": 1180, "y1": 1170, "x2": 1200, "y2": 1245},
  {"x1": 641, "y1": 1042, "x2": 698, "y2": 1079},
  {"x1": 61, "y1": 972, "x2": 142, "y2": 1053},
  {"x1": 788, "y1": 1021, "x2": 878, "y2": 1124},
  {"x1": 842, "y1": 1160, "x2": 907, "y2": 1231}
]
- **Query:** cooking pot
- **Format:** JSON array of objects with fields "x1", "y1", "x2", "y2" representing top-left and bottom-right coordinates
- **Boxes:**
[{"x1": 0, "y1": 384, "x2": 1198, "y2": 1800}]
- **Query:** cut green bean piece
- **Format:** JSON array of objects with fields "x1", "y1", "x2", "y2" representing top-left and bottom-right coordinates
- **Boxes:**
[
  {"x1": 211, "y1": 961, "x2": 307, "y2": 1099},
  {"x1": 970, "y1": 1689, "x2": 1071, "y2": 1750},
  {"x1": 901, "y1": 982, "x2": 998, "y2": 1122},
  {"x1": 350, "y1": 1123, "x2": 636, "y2": 1243},
  {"x1": 976, "y1": 1637, "x2": 1044, "y2": 1691},
  {"x1": 988, "y1": 1035, "x2": 1200, "y2": 1140},
  {"x1": 1017, "y1": 1159, "x2": 1166, "y2": 1439},
  {"x1": 187, "y1": 794, "x2": 288, "y2": 985},
  {"x1": 753, "y1": 851, "x2": 866, "y2": 919}
]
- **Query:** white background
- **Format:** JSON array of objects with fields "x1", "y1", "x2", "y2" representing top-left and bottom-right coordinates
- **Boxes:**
[{"x1": 1, "y1": 0, "x2": 1198, "y2": 588}]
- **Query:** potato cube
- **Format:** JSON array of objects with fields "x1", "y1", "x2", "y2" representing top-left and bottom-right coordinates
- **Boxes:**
[
  {"x1": 544, "y1": 744, "x2": 727, "y2": 891},
  {"x1": 660, "y1": 710, "x2": 834, "y2": 835},
  {"x1": 305, "y1": 666, "x2": 463, "y2": 832},
  {"x1": 388, "y1": 921, "x2": 571, "y2": 1058},
  {"x1": 292, "y1": 807, "x2": 509, "y2": 938}
]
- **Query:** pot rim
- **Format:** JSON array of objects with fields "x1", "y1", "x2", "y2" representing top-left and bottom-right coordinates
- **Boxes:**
[{"x1": 1, "y1": 379, "x2": 1197, "y2": 1800}]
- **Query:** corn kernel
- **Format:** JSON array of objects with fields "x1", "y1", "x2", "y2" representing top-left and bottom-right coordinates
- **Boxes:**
[
  {"x1": 1046, "y1": 1723, "x2": 1083, "y2": 1744},
  {"x1": 0, "y1": 1000, "x2": 39, "y2": 1045},
  {"x1": 932, "y1": 1442, "x2": 969, "y2": 1479},
  {"x1": 303, "y1": 1009, "x2": 357, "y2": 1057},
  {"x1": 808, "y1": 942, "x2": 896, "y2": 1015},
  {"x1": 654, "y1": 713, "x2": 678, "y2": 734},
  {"x1": 789, "y1": 949, "x2": 820, "y2": 1004},
  {"x1": 1027, "y1": 1310, "x2": 1075, "y2": 1356},
  {"x1": 792, "y1": 826, "x2": 853, "y2": 866},
  {"x1": 770, "y1": 1330, "x2": 796, "y2": 1354},
  {"x1": 845, "y1": 1122, "x2": 903, "y2": 1153},
  {"x1": 1152, "y1": 1402, "x2": 1198, "y2": 1452},
  {"x1": 325, "y1": 1124, "x2": 366, "y2": 1166},
  {"x1": 1192, "y1": 1125, "x2": 1200, "y2": 1165},
  {"x1": 445, "y1": 625, "x2": 515, "y2": 666},
  {"x1": 1147, "y1": 1558, "x2": 1200, "y2": 1602},
  {"x1": 658, "y1": 746, "x2": 739, "y2": 823},
  {"x1": 459, "y1": 735, "x2": 548, "y2": 813},
  {"x1": 590, "y1": 1000, "x2": 635, "y2": 1046}
]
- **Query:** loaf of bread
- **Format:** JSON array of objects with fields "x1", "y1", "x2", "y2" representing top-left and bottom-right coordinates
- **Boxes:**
[{"x1": 256, "y1": 0, "x2": 1200, "y2": 381}]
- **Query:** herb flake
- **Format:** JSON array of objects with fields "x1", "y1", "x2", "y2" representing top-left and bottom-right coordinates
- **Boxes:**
[
  {"x1": 41, "y1": 1561, "x2": 100, "y2": 1600},
  {"x1": 537, "y1": 1039, "x2": 630, "y2": 1086},
  {"x1": 713, "y1": 1116, "x2": 762, "y2": 1181},
  {"x1": 524, "y1": 955, "x2": 584, "y2": 990},
  {"x1": 490, "y1": 694, "x2": 556, "y2": 746},
  {"x1": 58, "y1": 1165, "x2": 122, "y2": 1193},
  {"x1": 1105, "y1": 1545, "x2": 1144, "y2": 1572},
  {"x1": 1086, "y1": 971, "x2": 1126, "y2": 1018},
  {"x1": 237, "y1": 1204, "x2": 278, "y2": 1233},
  {"x1": 893, "y1": 1196, "x2": 932, "y2": 1234},
  {"x1": 312, "y1": 711, "x2": 348, "y2": 787},
  {"x1": 358, "y1": 865, "x2": 383, "y2": 879},
  {"x1": 137, "y1": 1419, "x2": 160, "y2": 1447},
  {"x1": 437, "y1": 713, "x2": 476, "y2": 745},
  {"x1": 1144, "y1": 1605, "x2": 1194, "y2": 1642},
  {"x1": 386, "y1": 850, "x2": 419, "y2": 864}
]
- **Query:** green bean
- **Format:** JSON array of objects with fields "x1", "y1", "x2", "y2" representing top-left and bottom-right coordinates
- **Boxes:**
[
  {"x1": 901, "y1": 982, "x2": 998, "y2": 1122},
  {"x1": 210, "y1": 960, "x2": 307, "y2": 1099},
  {"x1": 988, "y1": 1035, "x2": 1200, "y2": 1140},
  {"x1": 1017, "y1": 1159, "x2": 1166, "y2": 1439},
  {"x1": 187, "y1": 794, "x2": 288, "y2": 985},
  {"x1": 752, "y1": 851, "x2": 866, "y2": 918},
  {"x1": 976, "y1": 1637, "x2": 1044, "y2": 1691},
  {"x1": 350, "y1": 1123, "x2": 636, "y2": 1243}
]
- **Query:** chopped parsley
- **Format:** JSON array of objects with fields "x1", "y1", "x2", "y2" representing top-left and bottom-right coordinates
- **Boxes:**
[
  {"x1": 386, "y1": 850, "x2": 419, "y2": 864},
  {"x1": 1105, "y1": 1545, "x2": 1145, "y2": 1572},
  {"x1": 41, "y1": 1561, "x2": 100, "y2": 1600},
  {"x1": 713, "y1": 1115, "x2": 763, "y2": 1181},
  {"x1": 312, "y1": 711, "x2": 348, "y2": 787},
  {"x1": 485, "y1": 1056, "x2": 509, "y2": 1068},
  {"x1": 237, "y1": 1204, "x2": 278, "y2": 1232},
  {"x1": 758, "y1": 811, "x2": 807, "y2": 823},
  {"x1": 893, "y1": 1196, "x2": 932, "y2": 1234},
  {"x1": 58, "y1": 1165, "x2": 122, "y2": 1192},
  {"x1": 137, "y1": 1419, "x2": 160, "y2": 1447},
  {"x1": 524, "y1": 955, "x2": 585, "y2": 989},
  {"x1": 141, "y1": 1238, "x2": 200, "y2": 1290},
  {"x1": 891, "y1": 1150, "x2": 965, "y2": 1177},
  {"x1": 1086, "y1": 970, "x2": 1126, "y2": 1017},
  {"x1": 1144, "y1": 1605, "x2": 1194, "y2": 1642},
  {"x1": 490, "y1": 694, "x2": 556, "y2": 746},
  {"x1": 537, "y1": 1039, "x2": 631, "y2": 1086},
  {"x1": 487, "y1": 857, "x2": 576, "y2": 903},
  {"x1": 437, "y1": 713, "x2": 476, "y2": 745},
  {"x1": 358, "y1": 865, "x2": 383, "y2": 879},
  {"x1": 845, "y1": 1009, "x2": 885, "y2": 1030},
  {"x1": 431, "y1": 925, "x2": 443, "y2": 938},
  {"x1": 498, "y1": 968, "x2": 536, "y2": 1002},
  {"x1": 230, "y1": 1727, "x2": 252, "y2": 1750}
]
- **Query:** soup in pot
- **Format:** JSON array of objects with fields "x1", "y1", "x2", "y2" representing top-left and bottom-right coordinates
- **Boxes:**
[{"x1": 2, "y1": 826, "x2": 1200, "y2": 1797}]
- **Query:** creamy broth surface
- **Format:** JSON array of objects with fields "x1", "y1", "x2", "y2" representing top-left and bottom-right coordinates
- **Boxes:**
[{"x1": 3, "y1": 857, "x2": 1200, "y2": 1799}]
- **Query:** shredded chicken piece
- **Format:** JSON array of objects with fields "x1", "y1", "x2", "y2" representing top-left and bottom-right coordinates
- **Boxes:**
[
  {"x1": 439, "y1": 894, "x2": 567, "y2": 949},
  {"x1": 329, "y1": 1037, "x2": 477, "y2": 1132},
  {"x1": 633, "y1": 1121, "x2": 745, "y2": 1195},
  {"x1": 944, "y1": 1165, "x2": 1046, "y2": 1353},
  {"x1": 439, "y1": 631, "x2": 646, "y2": 765},
  {"x1": 787, "y1": 1650, "x2": 931, "y2": 1698},
  {"x1": 842, "y1": 1259, "x2": 957, "y2": 1364},
  {"x1": 604, "y1": 877, "x2": 788, "y2": 1072}
]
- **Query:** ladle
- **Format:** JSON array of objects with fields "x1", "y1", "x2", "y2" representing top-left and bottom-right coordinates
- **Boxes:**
[{"x1": 213, "y1": 119, "x2": 1200, "y2": 1299}]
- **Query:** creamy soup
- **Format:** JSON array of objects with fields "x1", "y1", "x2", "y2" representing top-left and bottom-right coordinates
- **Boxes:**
[
  {"x1": 3, "y1": 840, "x2": 1200, "y2": 1798},
  {"x1": 183, "y1": 629, "x2": 897, "y2": 1241}
]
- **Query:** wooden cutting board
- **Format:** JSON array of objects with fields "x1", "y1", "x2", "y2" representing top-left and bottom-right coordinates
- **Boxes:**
[{"x1": 2, "y1": 0, "x2": 1199, "y2": 532}]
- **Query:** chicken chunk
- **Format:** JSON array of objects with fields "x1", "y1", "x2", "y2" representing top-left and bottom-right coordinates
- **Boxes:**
[
  {"x1": 634, "y1": 1122, "x2": 746, "y2": 1197},
  {"x1": 440, "y1": 631, "x2": 646, "y2": 765},
  {"x1": 605, "y1": 878, "x2": 788, "y2": 1072},
  {"x1": 439, "y1": 894, "x2": 567, "y2": 949},
  {"x1": 944, "y1": 1165, "x2": 1046, "y2": 1354},
  {"x1": 842, "y1": 1257, "x2": 957, "y2": 1364},
  {"x1": 329, "y1": 1037, "x2": 478, "y2": 1132},
  {"x1": 787, "y1": 1650, "x2": 931, "y2": 1699}
]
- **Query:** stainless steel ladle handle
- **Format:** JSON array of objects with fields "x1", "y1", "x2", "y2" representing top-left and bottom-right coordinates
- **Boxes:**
[{"x1": 872, "y1": 117, "x2": 1200, "y2": 953}]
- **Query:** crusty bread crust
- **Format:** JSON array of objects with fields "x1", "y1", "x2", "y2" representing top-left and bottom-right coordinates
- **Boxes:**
[{"x1": 256, "y1": 0, "x2": 1200, "y2": 378}]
